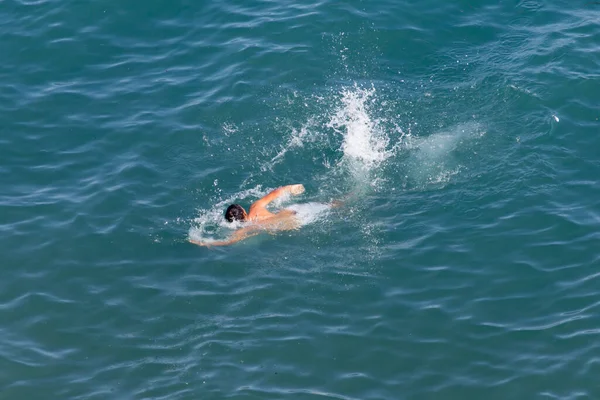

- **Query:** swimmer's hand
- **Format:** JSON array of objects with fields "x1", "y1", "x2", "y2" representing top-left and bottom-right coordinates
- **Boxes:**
[{"x1": 289, "y1": 184, "x2": 305, "y2": 196}]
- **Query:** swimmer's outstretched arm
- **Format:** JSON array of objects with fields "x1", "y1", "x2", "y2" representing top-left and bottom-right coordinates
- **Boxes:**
[
  {"x1": 189, "y1": 226, "x2": 260, "y2": 247},
  {"x1": 251, "y1": 184, "x2": 304, "y2": 210}
]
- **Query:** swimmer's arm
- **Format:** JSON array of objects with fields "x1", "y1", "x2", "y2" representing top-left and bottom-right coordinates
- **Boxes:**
[
  {"x1": 189, "y1": 226, "x2": 260, "y2": 247},
  {"x1": 252, "y1": 184, "x2": 305, "y2": 209}
]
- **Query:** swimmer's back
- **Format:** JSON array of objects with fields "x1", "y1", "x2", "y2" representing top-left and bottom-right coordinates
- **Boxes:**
[{"x1": 250, "y1": 208, "x2": 299, "y2": 230}]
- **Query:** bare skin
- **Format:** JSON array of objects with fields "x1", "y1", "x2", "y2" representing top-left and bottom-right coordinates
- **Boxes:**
[{"x1": 189, "y1": 184, "x2": 306, "y2": 247}]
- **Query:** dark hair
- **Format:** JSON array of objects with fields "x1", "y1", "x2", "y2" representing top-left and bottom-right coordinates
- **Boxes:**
[{"x1": 225, "y1": 204, "x2": 246, "y2": 222}]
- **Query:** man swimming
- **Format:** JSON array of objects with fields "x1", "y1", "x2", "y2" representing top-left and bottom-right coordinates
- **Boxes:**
[{"x1": 189, "y1": 184, "x2": 307, "y2": 247}]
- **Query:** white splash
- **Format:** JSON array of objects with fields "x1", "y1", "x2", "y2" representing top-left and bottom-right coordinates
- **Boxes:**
[
  {"x1": 286, "y1": 202, "x2": 332, "y2": 226},
  {"x1": 222, "y1": 122, "x2": 238, "y2": 137},
  {"x1": 327, "y1": 87, "x2": 391, "y2": 170},
  {"x1": 261, "y1": 122, "x2": 317, "y2": 172}
]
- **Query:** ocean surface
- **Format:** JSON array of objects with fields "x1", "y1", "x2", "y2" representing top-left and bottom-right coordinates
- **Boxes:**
[{"x1": 2, "y1": 0, "x2": 600, "y2": 398}]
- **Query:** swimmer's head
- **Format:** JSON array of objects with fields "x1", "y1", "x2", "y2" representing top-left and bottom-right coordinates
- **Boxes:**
[{"x1": 225, "y1": 204, "x2": 247, "y2": 222}]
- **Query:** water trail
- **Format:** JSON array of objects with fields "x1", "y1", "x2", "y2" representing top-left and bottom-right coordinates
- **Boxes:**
[
  {"x1": 189, "y1": 85, "x2": 485, "y2": 243},
  {"x1": 404, "y1": 121, "x2": 486, "y2": 188}
]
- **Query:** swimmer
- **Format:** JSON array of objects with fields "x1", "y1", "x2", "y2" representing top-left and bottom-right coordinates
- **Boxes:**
[{"x1": 190, "y1": 184, "x2": 310, "y2": 247}]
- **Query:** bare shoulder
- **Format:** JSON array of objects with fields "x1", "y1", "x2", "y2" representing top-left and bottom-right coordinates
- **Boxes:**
[{"x1": 248, "y1": 204, "x2": 276, "y2": 221}]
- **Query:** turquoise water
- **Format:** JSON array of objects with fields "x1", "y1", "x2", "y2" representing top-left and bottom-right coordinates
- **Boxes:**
[{"x1": 2, "y1": 0, "x2": 600, "y2": 398}]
